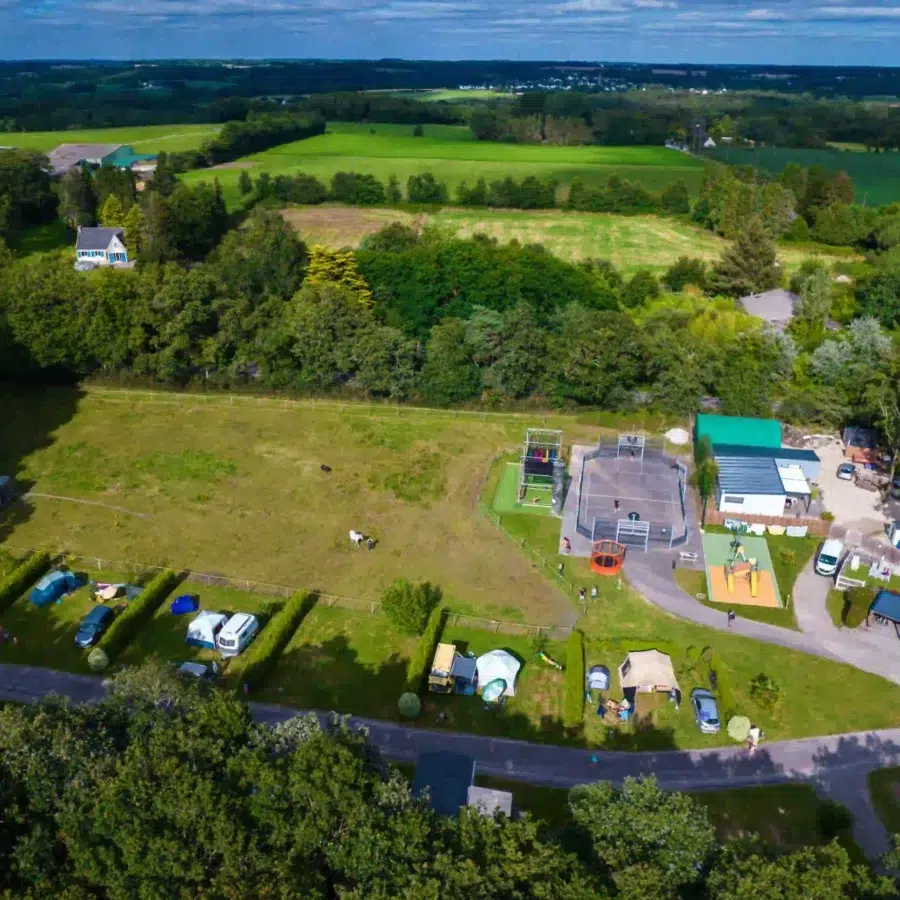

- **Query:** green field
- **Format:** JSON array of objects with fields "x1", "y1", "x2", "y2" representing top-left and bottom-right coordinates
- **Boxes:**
[
  {"x1": 0, "y1": 123, "x2": 219, "y2": 154},
  {"x1": 707, "y1": 145, "x2": 900, "y2": 206},
  {"x1": 281, "y1": 203, "x2": 857, "y2": 276},
  {"x1": 183, "y1": 121, "x2": 707, "y2": 209},
  {"x1": 390, "y1": 89, "x2": 516, "y2": 102}
]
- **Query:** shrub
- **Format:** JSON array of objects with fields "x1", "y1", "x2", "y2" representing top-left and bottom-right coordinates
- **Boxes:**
[
  {"x1": 817, "y1": 798, "x2": 853, "y2": 840},
  {"x1": 780, "y1": 549, "x2": 797, "y2": 566},
  {"x1": 562, "y1": 630, "x2": 585, "y2": 730},
  {"x1": 398, "y1": 692, "x2": 421, "y2": 717},
  {"x1": 709, "y1": 653, "x2": 736, "y2": 718},
  {"x1": 381, "y1": 579, "x2": 440, "y2": 636},
  {"x1": 843, "y1": 587, "x2": 875, "y2": 628},
  {"x1": 749, "y1": 673, "x2": 781, "y2": 711},
  {"x1": 96, "y1": 569, "x2": 178, "y2": 662},
  {"x1": 228, "y1": 591, "x2": 315, "y2": 691},
  {"x1": 821, "y1": 511, "x2": 835, "y2": 522},
  {"x1": 0, "y1": 551, "x2": 52, "y2": 614},
  {"x1": 784, "y1": 216, "x2": 810, "y2": 243},
  {"x1": 87, "y1": 647, "x2": 109, "y2": 672},
  {"x1": 404, "y1": 605, "x2": 446, "y2": 693}
]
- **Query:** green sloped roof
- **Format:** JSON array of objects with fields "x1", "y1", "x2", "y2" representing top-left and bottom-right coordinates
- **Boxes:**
[{"x1": 695, "y1": 414, "x2": 781, "y2": 450}]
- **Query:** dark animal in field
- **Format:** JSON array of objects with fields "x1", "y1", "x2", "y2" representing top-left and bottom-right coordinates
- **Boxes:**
[{"x1": 321, "y1": 465, "x2": 332, "y2": 473}]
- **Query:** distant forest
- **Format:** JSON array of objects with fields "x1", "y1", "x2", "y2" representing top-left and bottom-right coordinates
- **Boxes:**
[{"x1": 4, "y1": 60, "x2": 900, "y2": 151}]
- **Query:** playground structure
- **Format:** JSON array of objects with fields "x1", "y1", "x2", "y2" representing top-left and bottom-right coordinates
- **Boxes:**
[
  {"x1": 590, "y1": 540, "x2": 626, "y2": 576},
  {"x1": 576, "y1": 432, "x2": 688, "y2": 552},
  {"x1": 519, "y1": 429, "x2": 565, "y2": 514},
  {"x1": 701, "y1": 531, "x2": 781, "y2": 608}
]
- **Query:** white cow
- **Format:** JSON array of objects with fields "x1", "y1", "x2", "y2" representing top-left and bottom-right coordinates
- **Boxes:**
[{"x1": 349, "y1": 530, "x2": 364, "y2": 548}]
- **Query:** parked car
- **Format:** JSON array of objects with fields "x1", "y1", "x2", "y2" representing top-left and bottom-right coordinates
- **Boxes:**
[
  {"x1": 837, "y1": 462, "x2": 856, "y2": 481},
  {"x1": 177, "y1": 661, "x2": 219, "y2": 679},
  {"x1": 216, "y1": 613, "x2": 259, "y2": 658},
  {"x1": 74, "y1": 605, "x2": 114, "y2": 648},
  {"x1": 691, "y1": 688, "x2": 720, "y2": 734},
  {"x1": 816, "y1": 538, "x2": 845, "y2": 577},
  {"x1": 890, "y1": 477, "x2": 900, "y2": 500}
]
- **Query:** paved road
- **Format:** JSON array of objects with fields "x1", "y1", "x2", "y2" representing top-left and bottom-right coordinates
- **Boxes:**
[{"x1": 1, "y1": 663, "x2": 897, "y2": 858}]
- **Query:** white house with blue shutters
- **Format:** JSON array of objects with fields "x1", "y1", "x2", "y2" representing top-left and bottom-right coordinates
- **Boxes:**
[{"x1": 75, "y1": 226, "x2": 129, "y2": 267}]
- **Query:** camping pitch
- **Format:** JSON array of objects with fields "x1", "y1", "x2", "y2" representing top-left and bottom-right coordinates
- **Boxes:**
[{"x1": 701, "y1": 532, "x2": 781, "y2": 608}]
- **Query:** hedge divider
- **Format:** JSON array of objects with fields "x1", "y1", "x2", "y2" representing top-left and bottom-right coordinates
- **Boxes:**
[
  {"x1": 96, "y1": 568, "x2": 178, "y2": 662},
  {"x1": 709, "y1": 653, "x2": 736, "y2": 720},
  {"x1": 229, "y1": 591, "x2": 316, "y2": 691},
  {"x1": 562, "y1": 629, "x2": 585, "y2": 729},
  {"x1": 0, "y1": 551, "x2": 52, "y2": 615},
  {"x1": 405, "y1": 605, "x2": 447, "y2": 693}
]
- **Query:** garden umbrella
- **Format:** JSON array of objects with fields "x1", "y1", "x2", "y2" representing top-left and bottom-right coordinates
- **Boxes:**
[{"x1": 727, "y1": 715, "x2": 751, "y2": 742}]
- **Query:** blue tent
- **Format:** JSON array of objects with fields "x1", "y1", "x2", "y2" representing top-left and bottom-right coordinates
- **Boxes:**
[
  {"x1": 170, "y1": 594, "x2": 200, "y2": 615},
  {"x1": 30, "y1": 571, "x2": 79, "y2": 607},
  {"x1": 871, "y1": 590, "x2": 900, "y2": 623}
]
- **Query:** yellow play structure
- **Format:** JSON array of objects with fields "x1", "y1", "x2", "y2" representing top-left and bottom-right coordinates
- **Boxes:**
[{"x1": 707, "y1": 536, "x2": 777, "y2": 608}]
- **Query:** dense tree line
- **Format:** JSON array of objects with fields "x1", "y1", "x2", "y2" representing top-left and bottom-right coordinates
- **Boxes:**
[
  {"x1": 0, "y1": 149, "x2": 57, "y2": 243},
  {"x1": 0, "y1": 662, "x2": 896, "y2": 900}
]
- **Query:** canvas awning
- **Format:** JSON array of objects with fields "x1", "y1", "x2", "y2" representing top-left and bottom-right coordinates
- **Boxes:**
[
  {"x1": 778, "y1": 465, "x2": 811, "y2": 496},
  {"x1": 618, "y1": 650, "x2": 679, "y2": 692}
]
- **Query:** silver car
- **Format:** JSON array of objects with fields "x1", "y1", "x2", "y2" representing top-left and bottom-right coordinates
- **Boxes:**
[{"x1": 691, "y1": 688, "x2": 720, "y2": 734}]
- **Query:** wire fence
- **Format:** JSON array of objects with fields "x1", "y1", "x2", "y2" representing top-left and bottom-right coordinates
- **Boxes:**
[{"x1": 1, "y1": 545, "x2": 568, "y2": 634}]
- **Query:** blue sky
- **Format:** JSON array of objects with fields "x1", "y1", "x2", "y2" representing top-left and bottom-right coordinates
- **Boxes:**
[{"x1": 5, "y1": 0, "x2": 900, "y2": 64}]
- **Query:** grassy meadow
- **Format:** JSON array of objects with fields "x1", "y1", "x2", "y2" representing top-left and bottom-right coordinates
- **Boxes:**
[
  {"x1": 707, "y1": 145, "x2": 900, "y2": 205},
  {"x1": 281, "y1": 203, "x2": 858, "y2": 276},
  {"x1": 183, "y1": 121, "x2": 707, "y2": 209},
  {"x1": 391, "y1": 89, "x2": 516, "y2": 102},
  {"x1": 0, "y1": 123, "x2": 220, "y2": 154}
]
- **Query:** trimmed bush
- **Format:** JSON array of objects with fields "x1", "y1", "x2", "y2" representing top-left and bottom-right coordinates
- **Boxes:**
[
  {"x1": 382, "y1": 579, "x2": 441, "y2": 637},
  {"x1": 0, "y1": 550, "x2": 51, "y2": 614},
  {"x1": 96, "y1": 569, "x2": 178, "y2": 662},
  {"x1": 398, "y1": 692, "x2": 421, "y2": 717},
  {"x1": 87, "y1": 647, "x2": 109, "y2": 672},
  {"x1": 562, "y1": 630, "x2": 585, "y2": 730},
  {"x1": 709, "y1": 653, "x2": 736, "y2": 719},
  {"x1": 843, "y1": 587, "x2": 875, "y2": 628},
  {"x1": 749, "y1": 673, "x2": 781, "y2": 711},
  {"x1": 405, "y1": 605, "x2": 446, "y2": 693},
  {"x1": 228, "y1": 591, "x2": 315, "y2": 691}
]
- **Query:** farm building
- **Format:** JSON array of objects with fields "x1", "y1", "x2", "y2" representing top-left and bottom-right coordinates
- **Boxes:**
[
  {"x1": 48, "y1": 143, "x2": 157, "y2": 176},
  {"x1": 695, "y1": 414, "x2": 781, "y2": 450}
]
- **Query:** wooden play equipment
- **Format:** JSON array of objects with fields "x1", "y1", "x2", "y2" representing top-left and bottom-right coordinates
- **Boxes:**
[
  {"x1": 725, "y1": 558, "x2": 759, "y2": 598},
  {"x1": 591, "y1": 540, "x2": 626, "y2": 576}
]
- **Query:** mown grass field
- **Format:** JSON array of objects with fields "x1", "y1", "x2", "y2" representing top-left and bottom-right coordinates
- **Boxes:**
[
  {"x1": 391, "y1": 89, "x2": 515, "y2": 102},
  {"x1": 707, "y1": 145, "x2": 900, "y2": 205},
  {"x1": 0, "y1": 123, "x2": 220, "y2": 154},
  {"x1": 281, "y1": 203, "x2": 858, "y2": 276},
  {"x1": 183, "y1": 121, "x2": 707, "y2": 209}
]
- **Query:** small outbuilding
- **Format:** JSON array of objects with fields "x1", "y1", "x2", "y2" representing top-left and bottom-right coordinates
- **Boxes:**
[
  {"x1": 870, "y1": 590, "x2": 900, "y2": 630},
  {"x1": 618, "y1": 649, "x2": 680, "y2": 700},
  {"x1": 413, "y1": 751, "x2": 475, "y2": 818},
  {"x1": 185, "y1": 611, "x2": 228, "y2": 649},
  {"x1": 467, "y1": 785, "x2": 513, "y2": 818},
  {"x1": 695, "y1": 414, "x2": 782, "y2": 451}
]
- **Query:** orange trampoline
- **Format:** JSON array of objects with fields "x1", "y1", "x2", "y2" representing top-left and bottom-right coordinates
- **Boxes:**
[{"x1": 591, "y1": 540, "x2": 626, "y2": 576}]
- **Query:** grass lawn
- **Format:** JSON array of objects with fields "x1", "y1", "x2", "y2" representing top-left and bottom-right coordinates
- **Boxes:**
[
  {"x1": 118, "y1": 581, "x2": 284, "y2": 675},
  {"x1": 183, "y1": 121, "x2": 707, "y2": 209},
  {"x1": 0, "y1": 566, "x2": 150, "y2": 673},
  {"x1": 0, "y1": 387, "x2": 617, "y2": 626},
  {"x1": 0, "y1": 123, "x2": 220, "y2": 154},
  {"x1": 868, "y1": 767, "x2": 900, "y2": 834},
  {"x1": 391, "y1": 89, "x2": 516, "y2": 102},
  {"x1": 280, "y1": 204, "x2": 855, "y2": 277},
  {"x1": 256, "y1": 604, "x2": 418, "y2": 719},
  {"x1": 692, "y1": 784, "x2": 862, "y2": 862},
  {"x1": 11, "y1": 220, "x2": 73, "y2": 258}
]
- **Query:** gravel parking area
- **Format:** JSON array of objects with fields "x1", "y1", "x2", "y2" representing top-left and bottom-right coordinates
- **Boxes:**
[{"x1": 817, "y1": 443, "x2": 893, "y2": 534}]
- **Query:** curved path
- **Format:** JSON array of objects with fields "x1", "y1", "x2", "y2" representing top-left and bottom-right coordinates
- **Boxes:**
[{"x1": 0, "y1": 662, "x2": 897, "y2": 858}]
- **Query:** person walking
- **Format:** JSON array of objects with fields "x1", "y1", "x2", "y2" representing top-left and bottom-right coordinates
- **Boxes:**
[
  {"x1": 727, "y1": 609, "x2": 736, "y2": 628},
  {"x1": 747, "y1": 724, "x2": 761, "y2": 754},
  {"x1": 578, "y1": 587, "x2": 586, "y2": 603},
  {"x1": 614, "y1": 499, "x2": 620, "y2": 512},
  {"x1": 562, "y1": 536, "x2": 572, "y2": 555}
]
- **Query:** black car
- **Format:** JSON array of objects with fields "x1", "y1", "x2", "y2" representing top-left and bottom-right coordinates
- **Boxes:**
[{"x1": 74, "y1": 605, "x2": 114, "y2": 648}]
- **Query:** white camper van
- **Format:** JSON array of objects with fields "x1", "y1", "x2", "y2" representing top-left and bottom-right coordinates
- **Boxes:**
[
  {"x1": 815, "y1": 539, "x2": 844, "y2": 577},
  {"x1": 216, "y1": 613, "x2": 260, "y2": 658}
]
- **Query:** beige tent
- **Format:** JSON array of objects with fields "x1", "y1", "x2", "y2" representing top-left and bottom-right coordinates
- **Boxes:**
[{"x1": 618, "y1": 650, "x2": 679, "y2": 693}]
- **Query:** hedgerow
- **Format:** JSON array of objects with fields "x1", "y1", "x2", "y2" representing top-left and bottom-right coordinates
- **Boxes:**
[
  {"x1": 96, "y1": 569, "x2": 178, "y2": 662},
  {"x1": 405, "y1": 605, "x2": 447, "y2": 693},
  {"x1": 0, "y1": 551, "x2": 51, "y2": 614},
  {"x1": 562, "y1": 629, "x2": 585, "y2": 730},
  {"x1": 229, "y1": 591, "x2": 315, "y2": 691},
  {"x1": 709, "y1": 653, "x2": 736, "y2": 719}
]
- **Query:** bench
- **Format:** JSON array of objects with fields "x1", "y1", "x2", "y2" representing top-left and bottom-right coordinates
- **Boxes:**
[{"x1": 678, "y1": 551, "x2": 700, "y2": 565}]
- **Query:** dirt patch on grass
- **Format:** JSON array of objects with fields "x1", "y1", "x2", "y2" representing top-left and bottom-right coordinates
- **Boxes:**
[
  {"x1": 280, "y1": 205, "x2": 414, "y2": 247},
  {"x1": 211, "y1": 161, "x2": 256, "y2": 170}
]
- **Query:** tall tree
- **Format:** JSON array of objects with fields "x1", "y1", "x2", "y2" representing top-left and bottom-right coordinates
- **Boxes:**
[
  {"x1": 304, "y1": 246, "x2": 372, "y2": 307},
  {"x1": 707, "y1": 217, "x2": 780, "y2": 298},
  {"x1": 420, "y1": 318, "x2": 481, "y2": 405},
  {"x1": 99, "y1": 194, "x2": 126, "y2": 227},
  {"x1": 58, "y1": 167, "x2": 95, "y2": 228}
]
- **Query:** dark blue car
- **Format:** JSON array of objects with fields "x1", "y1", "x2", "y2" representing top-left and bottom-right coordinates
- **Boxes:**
[{"x1": 74, "y1": 605, "x2": 114, "y2": 648}]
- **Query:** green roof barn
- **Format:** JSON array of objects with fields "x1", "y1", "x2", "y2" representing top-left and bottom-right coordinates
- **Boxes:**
[{"x1": 695, "y1": 414, "x2": 781, "y2": 450}]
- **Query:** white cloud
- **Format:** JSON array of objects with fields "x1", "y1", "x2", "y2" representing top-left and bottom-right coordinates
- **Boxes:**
[
  {"x1": 816, "y1": 5, "x2": 900, "y2": 17},
  {"x1": 745, "y1": 8, "x2": 788, "y2": 20}
]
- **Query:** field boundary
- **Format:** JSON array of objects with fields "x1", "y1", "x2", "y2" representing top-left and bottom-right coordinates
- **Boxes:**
[{"x1": 0, "y1": 545, "x2": 573, "y2": 642}]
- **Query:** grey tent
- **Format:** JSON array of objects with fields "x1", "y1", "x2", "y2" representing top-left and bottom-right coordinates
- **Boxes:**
[{"x1": 587, "y1": 665, "x2": 610, "y2": 691}]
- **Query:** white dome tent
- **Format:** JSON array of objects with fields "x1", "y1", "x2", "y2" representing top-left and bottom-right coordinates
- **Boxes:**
[{"x1": 475, "y1": 650, "x2": 521, "y2": 697}]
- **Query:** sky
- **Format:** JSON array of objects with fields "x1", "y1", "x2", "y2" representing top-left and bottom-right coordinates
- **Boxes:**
[{"x1": 5, "y1": 0, "x2": 900, "y2": 65}]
